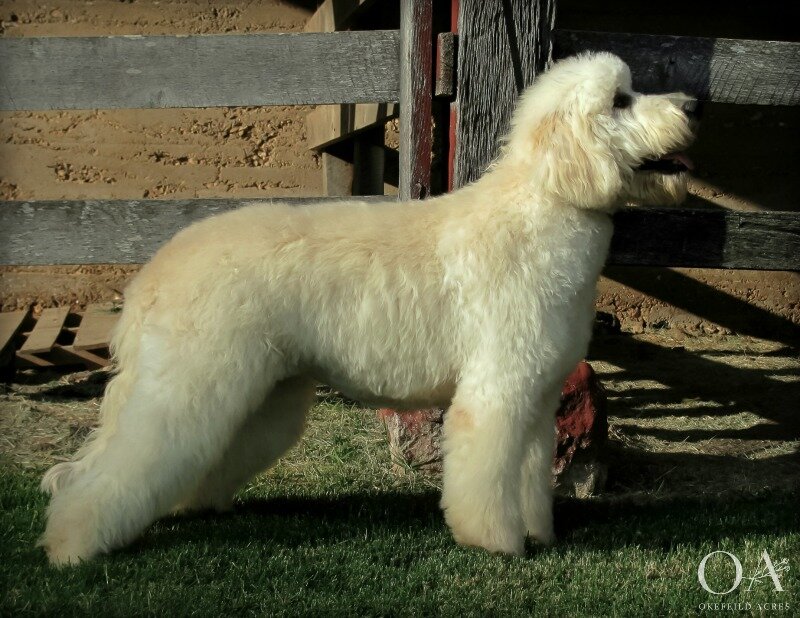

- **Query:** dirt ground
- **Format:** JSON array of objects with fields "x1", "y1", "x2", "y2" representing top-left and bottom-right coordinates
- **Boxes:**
[{"x1": 2, "y1": 332, "x2": 798, "y2": 500}]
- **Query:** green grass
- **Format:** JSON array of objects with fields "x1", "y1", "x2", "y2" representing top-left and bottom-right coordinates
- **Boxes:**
[{"x1": 2, "y1": 399, "x2": 797, "y2": 617}]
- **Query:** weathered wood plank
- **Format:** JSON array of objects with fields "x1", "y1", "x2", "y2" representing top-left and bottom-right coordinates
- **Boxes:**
[
  {"x1": 72, "y1": 304, "x2": 119, "y2": 351},
  {"x1": 306, "y1": 103, "x2": 398, "y2": 150},
  {"x1": 15, "y1": 351, "x2": 54, "y2": 368},
  {"x1": 0, "y1": 32, "x2": 401, "y2": 110},
  {"x1": 0, "y1": 310, "x2": 29, "y2": 363},
  {"x1": 609, "y1": 208, "x2": 800, "y2": 270},
  {"x1": 19, "y1": 307, "x2": 69, "y2": 354},
  {"x1": 1, "y1": 200, "x2": 798, "y2": 270},
  {"x1": 454, "y1": 0, "x2": 557, "y2": 187},
  {"x1": 59, "y1": 346, "x2": 110, "y2": 369},
  {"x1": 0, "y1": 198, "x2": 391, "y2": 264},
  {"x1": 554, "y1": 31, "x2": 800, "y2": 106},
  {"x1": 15, "y1": 344, "x2": 107, "y2": 369},
  {"x1": 399, "y1": 0, "x2": 434, "y2": 200}
]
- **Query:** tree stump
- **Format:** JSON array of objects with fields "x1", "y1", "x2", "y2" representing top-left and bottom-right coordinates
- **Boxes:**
[{"x1": 378, "y1": 361, "x2": 608, "y2": 497}]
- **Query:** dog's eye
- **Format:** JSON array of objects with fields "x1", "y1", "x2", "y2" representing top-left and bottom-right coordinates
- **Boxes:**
[{"x1": 613, "y1": 92, "x2": 632, "y2": 109}]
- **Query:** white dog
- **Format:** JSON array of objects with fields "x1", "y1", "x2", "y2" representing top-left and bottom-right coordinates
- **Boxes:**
[{"x1": 40, "y1": 53, "x2": 697, "y2": 565}]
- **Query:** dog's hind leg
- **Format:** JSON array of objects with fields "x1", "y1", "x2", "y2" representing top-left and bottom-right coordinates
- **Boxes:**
[
  {"x1": 40, "y1": 333, "x2": 282, "y2": 566},
  {"x1": 178, "y1": 376, "x2": 316, "y2": 513},
  {"x1": 440, "y1": 376, "x2": 534, "y2": 556},
  {"x1": 519, "y1": 386, "x2": 560, "y2": 546}
]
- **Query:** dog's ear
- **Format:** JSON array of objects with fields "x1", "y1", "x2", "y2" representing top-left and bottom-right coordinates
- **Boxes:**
[{"x1": 530, "y1": 111, "x2": 623, "y2": 210}]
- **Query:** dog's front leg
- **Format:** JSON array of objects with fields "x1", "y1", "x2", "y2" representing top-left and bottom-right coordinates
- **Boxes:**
[
  {"x1": 439, "y1": 379, "x2": 535, "y2": 556},
  {"x1": 519, "y1": 385, "x2": 561, "y2": 546}
]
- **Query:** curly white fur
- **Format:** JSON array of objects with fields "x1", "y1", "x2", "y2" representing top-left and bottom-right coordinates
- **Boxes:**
[{"x1": 40, "y1": 53, "x2": 696, "y2": 565}]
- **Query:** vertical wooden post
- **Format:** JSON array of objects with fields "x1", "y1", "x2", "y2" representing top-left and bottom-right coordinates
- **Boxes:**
[
  {"x1": 353, "y1": 128, "x2": 387, "y2": 196},
  {"x1": 453, "y1": 0, "x2": 556, "y2": 188},
  {"x1": 321, "y1": 152, "x2": 354, "y2": 196},
  {"x1": 446, "y1": 0, "x2": 459, "y2": 192},
  {"x1": 399, "y1": 0, "x2": 434, "y2": 200}
]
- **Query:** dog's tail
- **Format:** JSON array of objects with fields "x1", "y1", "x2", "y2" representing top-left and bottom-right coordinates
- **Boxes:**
[{"x1": 40, "y1": 282, "x2": 151, "y2": 495}]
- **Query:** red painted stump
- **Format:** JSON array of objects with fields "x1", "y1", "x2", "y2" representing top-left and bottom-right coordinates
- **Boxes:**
[{"x1": 379, "y1": 361, "x2": 608, "y2": 497}]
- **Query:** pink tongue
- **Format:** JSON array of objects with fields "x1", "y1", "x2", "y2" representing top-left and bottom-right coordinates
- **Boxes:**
[{"x1": 663, "y1": 152, "x2": 694, "y2": 170}]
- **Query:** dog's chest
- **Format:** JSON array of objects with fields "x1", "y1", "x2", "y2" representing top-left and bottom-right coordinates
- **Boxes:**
[{"x1": 469, "y1": 209, "x2": 613, "y2": 304}]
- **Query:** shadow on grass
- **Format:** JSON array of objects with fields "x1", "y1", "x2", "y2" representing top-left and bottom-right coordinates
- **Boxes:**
[
  {"x1": 554, "y1": 490, "x2": 800, "y2": 551},
  {"x1": 134, "y1": 490, "x2": 444, "y2": 555},
  {"x1": 14, "y1": 369, "x2": 109, "y2": 401},
  {"x1": 605, "y1": 443, "x2": 800, "y2": 491},
  {"x1": 130, "y1": 487, "x2": 799, "y2": 560},
  {"x1": 590, "y1": 331, "x2": 800, "y2": 438}
]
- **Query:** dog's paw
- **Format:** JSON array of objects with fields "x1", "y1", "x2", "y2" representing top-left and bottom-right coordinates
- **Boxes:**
[
  {"x1": 176, "y1": 491, "x2": 234, "y2": 515},
  {"x1": 44, "y1": 545, "x2": 90, "y2": 568},
  {"x1": 38, "y1": 532, "x2": 97, "y2": 567},
  {"x1": 526, "y1": 527, "x2": 556, "y2": 546},
  {"x1": 524, "y1": 514, "x2": 555, "y2": 546},
  {"x1": 451, "y1": 527, "x2": 526, "y2": 557},
  {"x1": 444, "y1": 506, "x2": 526, "y2": 556}
]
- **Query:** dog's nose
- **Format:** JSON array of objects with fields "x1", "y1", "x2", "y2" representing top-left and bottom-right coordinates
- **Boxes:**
[{"x1": 682, "y1": 98, "x2": 702, "y2": 119}]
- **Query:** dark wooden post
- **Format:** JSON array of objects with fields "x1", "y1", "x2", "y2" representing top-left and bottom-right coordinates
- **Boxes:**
[
  {"x1": 399, "y1": 0, "x2": 434, "y2": 200},
  {"x1": 452, "y1": 0, "x2": 556, "y2": 188},
  {"x1": 353, "y1": 128, "x2": 387, "y2": 196}
]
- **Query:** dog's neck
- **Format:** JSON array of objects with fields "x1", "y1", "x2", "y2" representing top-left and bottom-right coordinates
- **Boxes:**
[{"x1": 453, "y1": 157, "x2": 623, "y2": 216}]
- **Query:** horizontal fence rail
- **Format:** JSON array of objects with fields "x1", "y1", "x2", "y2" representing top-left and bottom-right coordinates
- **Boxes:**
[
  {"x1": 0, "y1": 198, "x2": 388, "y2": 264},
  {"x1": 610, "y1": 208, "x2": 799, "y2": 270},
  {"x1": 1, "y1": 200, "x2": 797, "y2": 270},
  {"x1": 0, "y1": 32, "x2": 400, "y2": 110},
  {"x1": 555, "y1": 31, "x2": 800, "y2": 106}
]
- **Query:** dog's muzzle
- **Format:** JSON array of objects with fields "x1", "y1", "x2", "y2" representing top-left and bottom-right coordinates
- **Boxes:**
[{"x1": 637, "y1": 97, "x2": 700, "y2": 174}]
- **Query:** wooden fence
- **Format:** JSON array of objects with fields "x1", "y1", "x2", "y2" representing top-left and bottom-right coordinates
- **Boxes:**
[{"x1": 0, "y1": 0, "x2": 798, "y2": 271}]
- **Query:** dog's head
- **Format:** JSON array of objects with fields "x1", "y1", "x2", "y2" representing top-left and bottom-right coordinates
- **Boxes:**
[{"x1": 505, "y1": 52, "x2": 699, "y2": 211}]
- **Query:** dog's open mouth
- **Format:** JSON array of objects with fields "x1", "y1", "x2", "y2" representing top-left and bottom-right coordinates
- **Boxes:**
[{"x1": 637, "y1": 152, "x2": 694, "y2": 174}]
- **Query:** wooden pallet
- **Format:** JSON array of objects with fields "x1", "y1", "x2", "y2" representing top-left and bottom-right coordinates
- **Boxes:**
[{"x1": 0, "y1": 303, "x2": 120, "y2": 371}]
